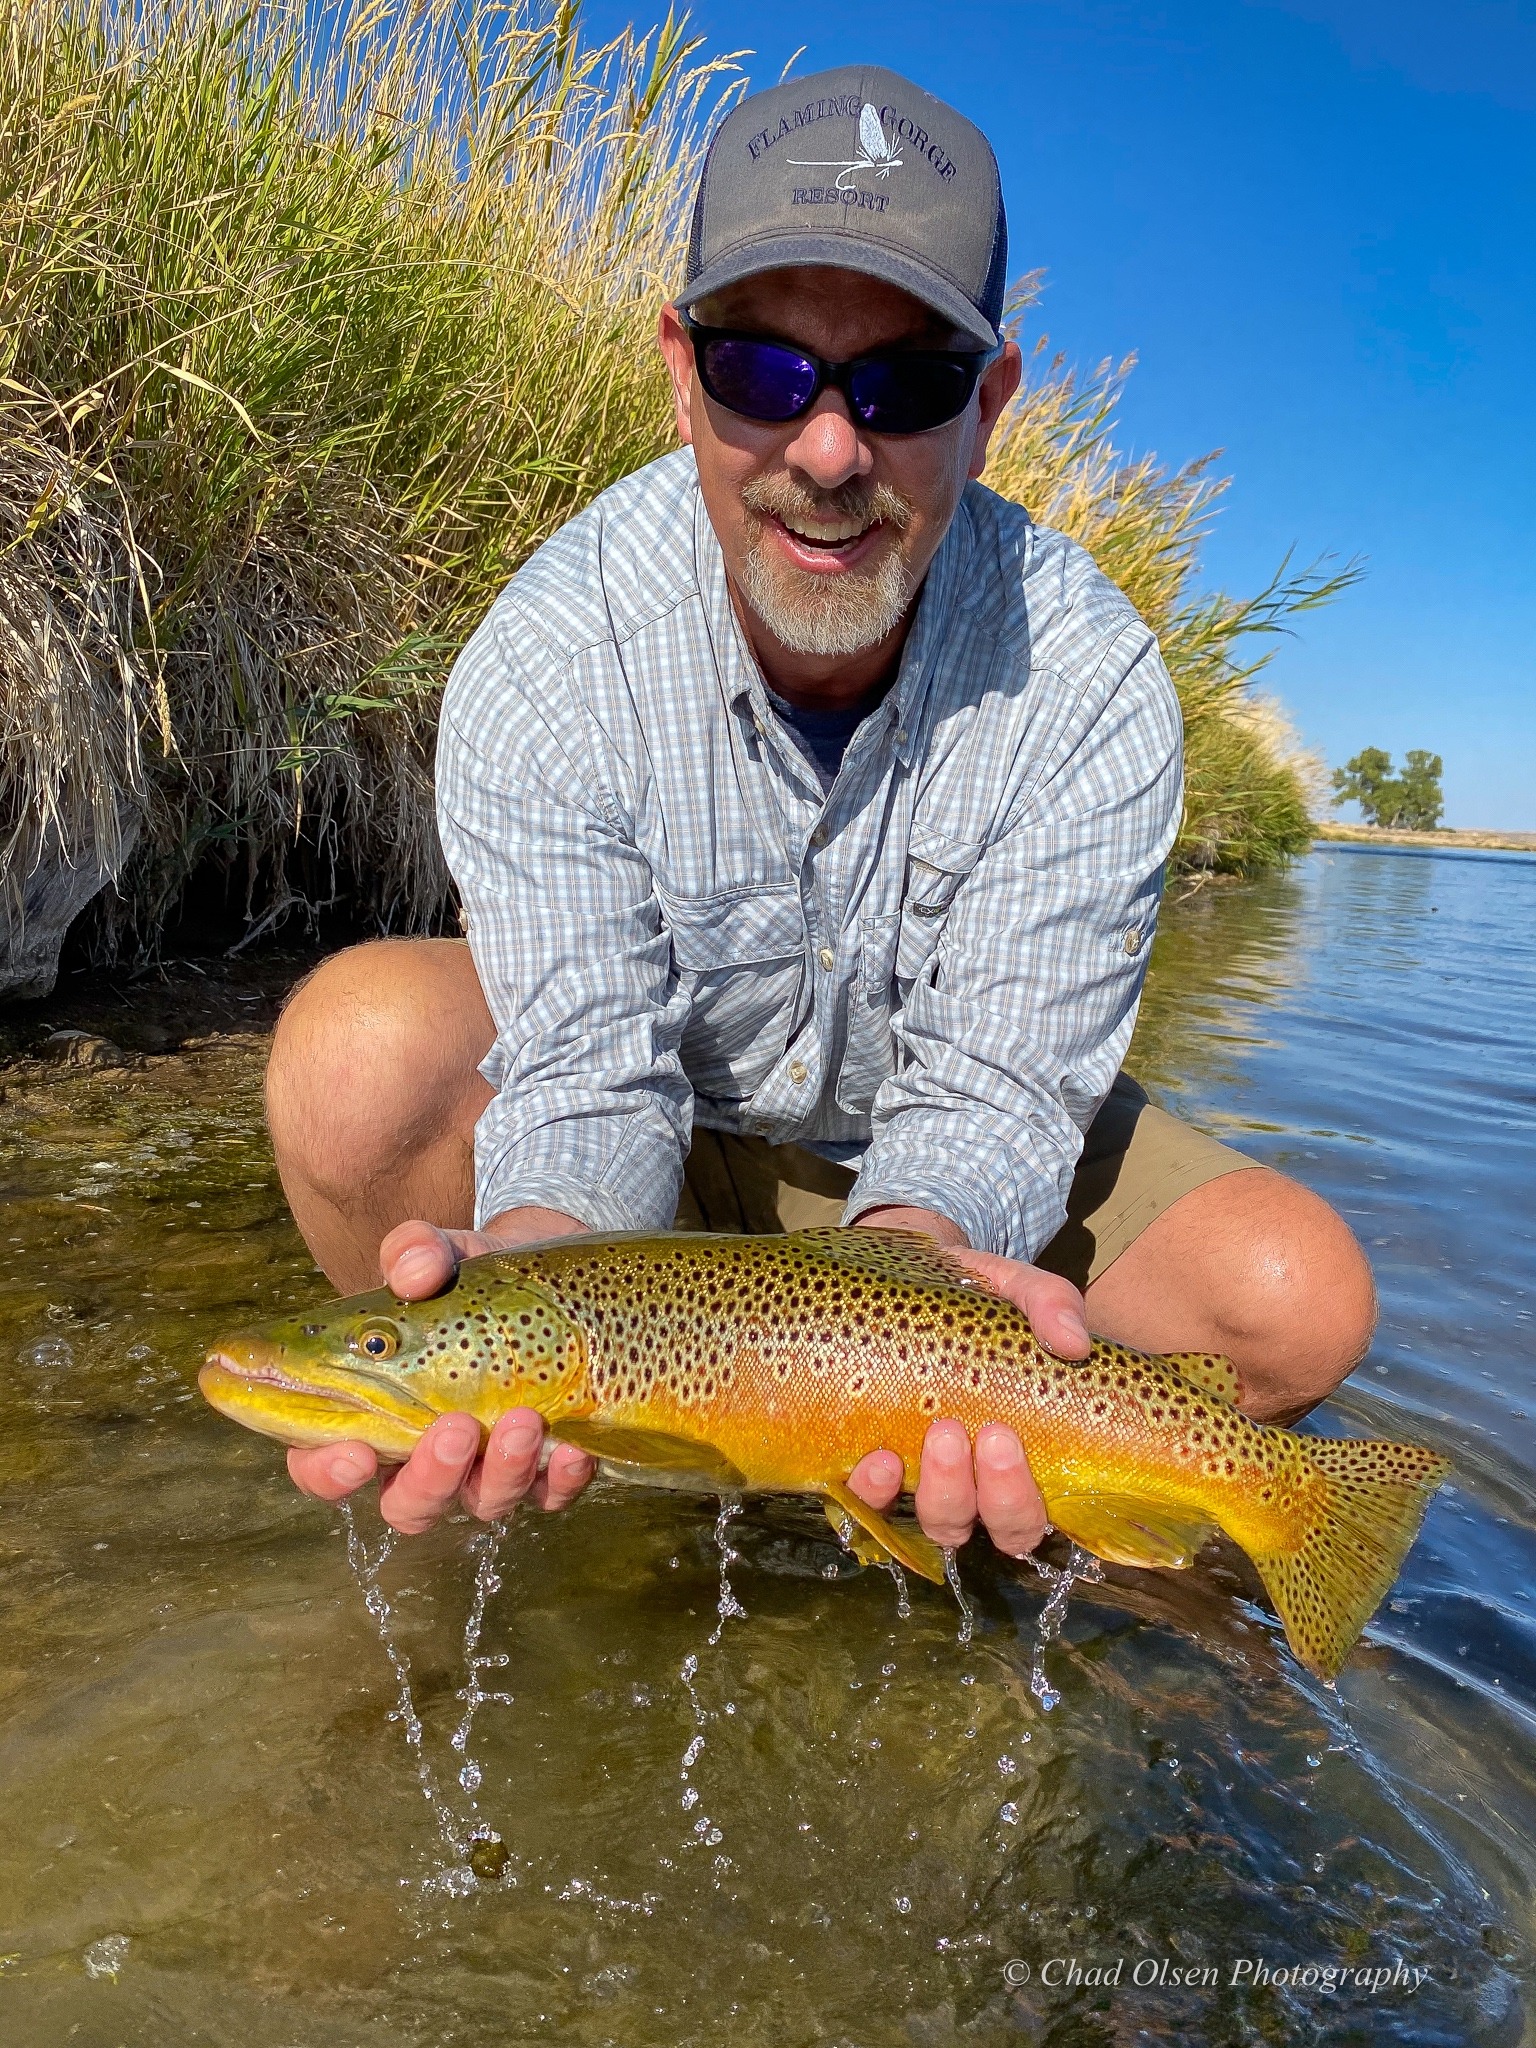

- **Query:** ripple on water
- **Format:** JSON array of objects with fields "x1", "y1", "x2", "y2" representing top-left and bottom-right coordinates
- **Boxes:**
[{"x1": 0, "y1": 872, "x2": 1531, "y2": 2043}]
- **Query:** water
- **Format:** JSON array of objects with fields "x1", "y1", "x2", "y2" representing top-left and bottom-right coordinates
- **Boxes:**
[{"x1": 0, "y1": 846, "x2": 1532, "y2": 2043}]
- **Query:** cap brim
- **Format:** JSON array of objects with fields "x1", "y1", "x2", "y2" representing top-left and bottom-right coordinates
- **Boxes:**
[{"x1": 680, "y1": 234, "x2": 1000, "y2": 351}]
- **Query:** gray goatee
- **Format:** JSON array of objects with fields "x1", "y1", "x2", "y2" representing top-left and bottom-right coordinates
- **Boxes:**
[{"x1": 736, "y1": 476, "x2": 916, "y2": 657}]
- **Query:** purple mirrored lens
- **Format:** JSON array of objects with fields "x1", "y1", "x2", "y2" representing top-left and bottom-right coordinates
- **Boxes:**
[
  {"x1": 700, "y1": 338, "x2": 819, "y2": 422},
  {"x1": 848, "y1": 355, "x2": 974, "y2": 432}
]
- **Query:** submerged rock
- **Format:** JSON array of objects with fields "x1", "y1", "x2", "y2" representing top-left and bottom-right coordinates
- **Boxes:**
[
  {"x1": 43, "y1": 1029, "x2": 132, "y2": 1069},
  {"x1": 467, "y1": 1834, "x2": 509, "y2": 1883}
]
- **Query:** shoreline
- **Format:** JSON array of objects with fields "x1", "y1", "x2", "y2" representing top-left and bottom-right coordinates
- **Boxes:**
[{"x1": 1313, "y1": 823, "x2": 1536, "y2": 856}]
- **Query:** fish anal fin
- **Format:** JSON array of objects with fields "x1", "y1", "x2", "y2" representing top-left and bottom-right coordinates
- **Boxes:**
[
  {"x1": 551, "y1": 1419, "x2": 746, "y2": 1489},
  {"x1": 1162, "y1": 1350, "x2": 1242, "y2": 1406},
  {"x1": 1051, "y1": 1493, "x2": 1216, "y2": 1570},
  {"x1": 822, "y1": 1478, "x2": 947, "y2": 1584}
]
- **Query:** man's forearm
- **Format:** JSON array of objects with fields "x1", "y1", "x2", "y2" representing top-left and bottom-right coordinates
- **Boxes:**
[
  {"x1": 482, "y1": 1205, "x2": 590, "y2": 1246},
  {"x1": 854, "y1": 1203, "x2": 969, "y2": 1247}
]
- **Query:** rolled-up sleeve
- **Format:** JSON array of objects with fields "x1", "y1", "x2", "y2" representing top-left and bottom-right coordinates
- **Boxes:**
[
  {"x1": 437, "y1": 603, "x2": 693, "y2": 1231},
  {"x1": 844, "y1": 625, "x2": 1183, "y2": 1261}
]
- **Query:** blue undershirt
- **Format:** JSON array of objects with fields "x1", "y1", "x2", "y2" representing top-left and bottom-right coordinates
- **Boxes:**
[{"x1": 767, "y1": 677, "x2": 896, "y2": 789}]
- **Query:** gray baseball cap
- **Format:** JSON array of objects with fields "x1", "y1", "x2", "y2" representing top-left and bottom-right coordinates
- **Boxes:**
[{"x1": 682, "y1": 66, "x2": 1008, "y2": 350}]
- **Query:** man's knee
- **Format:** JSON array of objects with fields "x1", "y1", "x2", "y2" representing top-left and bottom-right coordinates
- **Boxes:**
[
  {"x1": 1218, "y1": 1169, "x2": 1378, "y2": 1411},
  {"x1": 266, "y1": 938, "x2": 492, "y2": 1195}
]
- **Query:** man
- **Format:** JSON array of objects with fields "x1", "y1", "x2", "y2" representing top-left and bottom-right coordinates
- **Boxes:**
[{"x1": 266, "y1": 67, "x2": 1375, "y2": 1545}]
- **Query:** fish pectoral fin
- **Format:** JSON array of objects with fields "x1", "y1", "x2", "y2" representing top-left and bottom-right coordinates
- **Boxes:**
[
  {"x1": 1161, "y1": 1350, "x2": 1241, "y2": 1406},
  {"x1": 822, "y1": 1500, "x2": 891, "y2": 1568},
  {"x1": 1050, "y1": 1494, "x2": 1217, "y2": 1570},
  {"x1": 821, "y1": 1480, "x2": 947, "y2": 1584},
  {"x1": 550, "y1": 1420, "x2": 746, "y2": 1489}
]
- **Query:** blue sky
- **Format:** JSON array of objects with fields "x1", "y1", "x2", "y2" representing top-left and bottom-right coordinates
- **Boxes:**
[{"x1": 583, "y1": 0, "x2": 1536, "y2": 828}]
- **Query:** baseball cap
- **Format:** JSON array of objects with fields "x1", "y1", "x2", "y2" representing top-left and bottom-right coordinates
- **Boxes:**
[{"x1": 681, "y1": 66, "x2": 1008, "y2": 350}]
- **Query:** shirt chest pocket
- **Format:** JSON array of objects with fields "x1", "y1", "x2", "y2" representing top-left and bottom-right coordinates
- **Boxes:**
[
  {"x1": 861, "y1": 836, "x2": 985, "y2": 1000},
  {"x1": 657, "y1": 884, "x2": 806, "y2": 1104},
  {"x1": 840, "y1": 837, "x2": 983, "y2": 1114}
]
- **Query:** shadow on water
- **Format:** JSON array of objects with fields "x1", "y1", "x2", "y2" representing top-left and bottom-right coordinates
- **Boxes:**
[{"x1": 0, "y1": 849, "x2": 1532, "y2": 2044}]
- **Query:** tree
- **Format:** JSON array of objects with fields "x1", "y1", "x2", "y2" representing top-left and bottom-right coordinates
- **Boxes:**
[
  {"x1": 1331, "y1": 748, "x2": 1444, "y2": 831},
  {"x1": 1393, "y1": 751, "x2": 1445, "y2": 831}
]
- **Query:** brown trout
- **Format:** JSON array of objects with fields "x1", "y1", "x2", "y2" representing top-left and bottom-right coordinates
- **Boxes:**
[{"x1": 199, "y1": 1227, "x2": 1449, "y2": 1680}]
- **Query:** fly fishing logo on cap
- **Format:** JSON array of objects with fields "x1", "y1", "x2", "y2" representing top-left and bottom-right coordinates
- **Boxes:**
[
  {"x1": 789, "y1": 102, "x2": 904, "y2": 189},
  {"x1": 682, "y1": 64, "x2": 1009, "y2": 351}
]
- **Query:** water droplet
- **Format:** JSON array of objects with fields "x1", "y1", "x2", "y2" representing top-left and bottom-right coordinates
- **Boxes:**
[
  {"x1": 895, "y1": 1895, "x2": 912, "y2": 1914},
  {"x1": 20, "y1": 1336, "x2": 73, "y2": 1370},
  {"x1": 941, "y1": 1548, "x2": 974, "y2": 1645},
  {"x1": 83, "y1": 1935, "x2": 129, "y2": 1980},
  {"x1": 999, "y1": 1802, "x2": 1020, "y2": 1825}
]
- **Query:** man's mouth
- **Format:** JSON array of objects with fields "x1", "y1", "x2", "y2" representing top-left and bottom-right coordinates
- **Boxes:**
[
  {"x1": 763, "y1": 508, "x2": 889, "y2": 573},
  {"x1": 776, "y1": 509, "x2": 879, "y2": 547}
]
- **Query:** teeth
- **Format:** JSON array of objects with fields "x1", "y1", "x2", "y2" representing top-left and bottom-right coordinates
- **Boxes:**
[{"x1": 780, "y1": 512, "x2": 873, "y2": 544}]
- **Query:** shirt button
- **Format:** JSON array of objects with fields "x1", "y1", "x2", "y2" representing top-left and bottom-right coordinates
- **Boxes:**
[
  {"x1": 789, "y1": 1059, "x2": 808, "y2": 1085},
  {"x1": 810, "y1": 824, "x2": 828, "y2": 848},
  {"x1": 1123, "y1": 925, "x2": 1143, "y2": 955},
  {"x1": 893, "y1": 727, "x2": 908, "y2": 746},
  {"x1": 817, "y1": 946, "x2": 835, "y2": 971}
]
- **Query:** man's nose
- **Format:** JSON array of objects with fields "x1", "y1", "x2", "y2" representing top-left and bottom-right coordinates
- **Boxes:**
[{"x1": 781, "y1": 392, "x2": 874, "y2": 491}]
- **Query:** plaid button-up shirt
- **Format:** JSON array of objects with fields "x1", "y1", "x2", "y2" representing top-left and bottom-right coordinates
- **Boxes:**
[{"x1": 438, "y1": 449, "x2": 1182, "y2": 1261}]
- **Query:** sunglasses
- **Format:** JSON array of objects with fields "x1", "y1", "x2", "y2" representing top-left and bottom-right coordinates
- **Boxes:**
[{"x1": 680, "y1": 313, "x2": 998, "y2": 437}]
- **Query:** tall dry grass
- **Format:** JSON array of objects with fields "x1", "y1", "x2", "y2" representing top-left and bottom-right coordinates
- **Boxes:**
[
  {"x1": 2, "y1": 0, "x2": 736, "y2": 962},
  {"x1": 983, "y1": 324, "x2": 1355, "y2": 874},
  {"x1": 1, "y1": 0, "x2": 1347, "y2": 981}
]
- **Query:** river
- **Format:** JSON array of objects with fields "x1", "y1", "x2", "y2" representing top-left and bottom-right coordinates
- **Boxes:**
[{"x1": 0, "y1": 844, "x2": 1531, "y2": 2044}]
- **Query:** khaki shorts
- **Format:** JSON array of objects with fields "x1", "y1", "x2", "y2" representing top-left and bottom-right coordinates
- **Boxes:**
[{"x1": 675, "y1": 1074, "x2": 1258, "y2": 1289}]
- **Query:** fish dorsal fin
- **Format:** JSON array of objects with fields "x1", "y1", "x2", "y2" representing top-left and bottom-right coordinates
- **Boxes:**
[
  {"x1": 1161, "y1": 1350, "x2": 1242, "y2": 1406},
  {"x1": 1050, "y1": 1494, "x2": 1217, "y2": 1570},
  {"x1": 822, "y1": 1479, "x2": 947, "y2": 1583},
  {"x1": 792, "y1": 1227, "x2": 980, "y2": 1295},
  {"x1": 550, "y1": 1419, "x2": 746, "y2": 1489}
]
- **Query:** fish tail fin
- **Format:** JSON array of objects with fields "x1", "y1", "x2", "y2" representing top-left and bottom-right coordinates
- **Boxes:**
[{"x1": 1249, "y1": 1436, "x2": 1449, "y2": 1681}]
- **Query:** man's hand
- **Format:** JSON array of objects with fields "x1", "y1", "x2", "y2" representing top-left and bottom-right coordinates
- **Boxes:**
[
  {"x1": 286, "y1": 1210, "x2": 597, "y2": 1534},
  {"x1": 848, "y1": 1207, "x2": 1091, "y2": 1557}
]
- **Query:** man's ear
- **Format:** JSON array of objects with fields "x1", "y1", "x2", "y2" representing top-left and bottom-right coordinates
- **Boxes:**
[
  {"x1": 658, "y1": 302, "x2": 695, "y2": 447},
  {"x1": 967, "y1": 340, "x2": 1023, "y2": 480}
]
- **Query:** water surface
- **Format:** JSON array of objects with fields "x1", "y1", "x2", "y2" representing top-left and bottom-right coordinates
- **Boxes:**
[{"x1": 0, "y1": 847, "x2": 1531, "y2": 2044}]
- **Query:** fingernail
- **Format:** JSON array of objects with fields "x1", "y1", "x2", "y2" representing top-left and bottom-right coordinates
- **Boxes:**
[
  {"x1": 931, "y1": 1424, "x2": 968, "y2": 1465},
  {"x1": 329, "y1": 1451, "x2": 369, "y2": 1486},
  {"x1": 500, "y1": 1418, "x2": 542, "y2": 1458},
  {"x1": 433, "y1": 1416, "x2": 479, "y2": 1461},
  {"x1": 1059, "y1": 1311, "x2": 1090, "y2": 1349},
  {"x1": 393, "y1": 1247, "x2": 437, "y2": 1290},
  {"x1": 977, "y1": 1430, "x2": 1021, "y2": 1471}
]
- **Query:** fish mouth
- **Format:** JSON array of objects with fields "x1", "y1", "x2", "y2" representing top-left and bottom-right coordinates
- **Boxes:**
[
  {"x1": 203, "y1": 1351, "x2": 371, "y2": 1405},
  {"x1": 199, "y1": 1336, "x2": 438, "y2": 1453}
]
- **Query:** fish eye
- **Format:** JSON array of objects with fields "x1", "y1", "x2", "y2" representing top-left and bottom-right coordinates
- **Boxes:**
[{"x1": 352, "y1": 1320, "x2": 400, "y2": 1360}]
